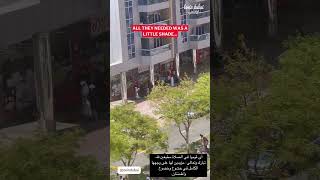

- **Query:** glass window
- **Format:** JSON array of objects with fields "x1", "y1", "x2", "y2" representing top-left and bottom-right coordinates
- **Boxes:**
[
  {"x1": 180, "y1": 0, "x2": 188, "y2": 43},
  {"x1": 154, "y1": 38, "x2": 163, "y2": 48},
  {"x1": 129, "y1": 8, "x2": 133, "y2": 18},
  {"x1": 124, "y1": 0, "x2": 135, "y2": 59},
  {"x1": 130, "y1": 33, "x2": 134, "y2": 43}
]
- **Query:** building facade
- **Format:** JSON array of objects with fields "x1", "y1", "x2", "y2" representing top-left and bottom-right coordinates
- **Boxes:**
[
  {"x1": 110, "y1": 0, "x2": 210, "y2": 102},
  {"x1": 0, "y1": 0, "x2": 105, "y2": 131}
]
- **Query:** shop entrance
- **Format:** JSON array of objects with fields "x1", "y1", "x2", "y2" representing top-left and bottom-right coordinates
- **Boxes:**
[
  {"x1": 155, "y1": 60, "x2": 175, "y2": 83},
  {"x1": 179, "y1": 50, "x2": 194, "y2": 77},
  {"x1": 0, "y1": 19, "x2": 107, "y2": 130},
  {"x1": 50, "y1": 20, "x2": 107, "y2": 127},
  {"x1": 0, "y1": 40, "x2": 36, "y2": 128}
]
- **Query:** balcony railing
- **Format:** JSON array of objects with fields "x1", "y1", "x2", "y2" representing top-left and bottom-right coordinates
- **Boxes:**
[
  {"x1": 141, "y1": 19, "x2": 169, "y2": 25},
  {"x1": 189, "y1": 10, "x2": 210, "y2": 19},
  {"x1": 138, "y1": 0, "x2": 168, "y2": 5},
  {"x1": 152, "y1": 19, "x2": 169, "y2": 25},
  {"x1": 141, "y1": 43, "x2": 171, "y2": 56},
  {"x1": 189, "y1": 33, "x2": 210, "y2": 41}
]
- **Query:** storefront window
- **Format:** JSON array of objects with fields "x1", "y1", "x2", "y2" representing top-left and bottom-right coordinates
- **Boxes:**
[
  {"x1": 154, "y1": 61, "x2": 175, "y2": 82},
  {"x1": 126, "y1": 68, "x2": 139, "y2": 98},
  {"x1": 111, "y1": 75, "x2": 121, "y2": 98}
]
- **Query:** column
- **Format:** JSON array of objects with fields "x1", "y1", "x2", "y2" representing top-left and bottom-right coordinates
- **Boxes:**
[
  {"x1": 267, "y1": 0, "x2": 278, "y2": 37},
  {"x1": 150, "y1": 64, "x2": 155, "y2": 87},
  {"x1": 192, "y1": 49, "x2": 197, "y2": 74},
  {"x1": 213, "y1": 0, "x2": 223, "y2": 48},
  {"x1": 175, "y1": 53, "x2": 180, "y2": 78},
  {"x1": 120, "y1": 72, "x2": 127, "y2": 103},
  {"x1": 33, "y1": 33, "x2": 55, "y2": 132}
]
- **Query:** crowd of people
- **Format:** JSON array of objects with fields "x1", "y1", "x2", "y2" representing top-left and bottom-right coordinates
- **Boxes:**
[{"x1": 133, "y1": 70, "x2": 180, "y2": 100}]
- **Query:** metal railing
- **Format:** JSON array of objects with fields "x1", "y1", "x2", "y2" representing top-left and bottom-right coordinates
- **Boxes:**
[
  {"x1": 152, "y1": 19, "x2": 169, "y2": 25},
  {"x1": 141, "y1": 19, "x2": 169, "y2": 25},
  {"x1": 138, "y1": 0, "x2": 168, "y2": 5},
  {"x1": 189, "y1": 10, "x2": 210, "y2": 19},
  {"x1": 141, "y1": 43, "x2": 171, "y2": 56},
  {"x1": 189, "y1": 33, "x2": 210, "y2": 41}
]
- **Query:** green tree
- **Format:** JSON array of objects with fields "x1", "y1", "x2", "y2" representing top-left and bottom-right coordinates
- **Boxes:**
[
  {"x1": 212, "y1": 35, "x2": 272, "y2": 179},
  {"x1": 110, "y1": 104, "x2": 167, "y2": 166},
  {"x1": 0, "y1": 129, "x2": 106, "y2": 180},
  {"x1": 149, "y1": 73, "x2": 210, "y2": 153},
  {"x1": 212, "y1": 34, "x2": 320, "y2": 179}
]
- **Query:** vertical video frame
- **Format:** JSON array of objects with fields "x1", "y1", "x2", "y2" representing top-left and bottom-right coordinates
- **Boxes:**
[
  {"x1": 0, "y1": 0, "x2": 108, "y2": 179},
  {"x1": 110, "y1": 0, "x2": 210, "y2": 179}
]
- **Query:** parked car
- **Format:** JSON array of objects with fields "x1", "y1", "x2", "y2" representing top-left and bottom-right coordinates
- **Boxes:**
[
  {"x1": 247, "y1": 151, "x2": 276, "y2": 178},
  {"x1": 247, "y1": 136, "x2": 320, "y2": 178}
]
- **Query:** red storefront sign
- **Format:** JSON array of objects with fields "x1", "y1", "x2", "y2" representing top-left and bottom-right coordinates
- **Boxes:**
[{"x1": 90, "y1": 17, "x2": 107, "y2": 36}]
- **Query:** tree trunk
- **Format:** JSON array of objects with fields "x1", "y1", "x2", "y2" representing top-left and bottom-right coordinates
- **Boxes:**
[
  {"x1": 178, "y1": 122, "x2": 192, "y2": 153},
  {"x1": 186, "y1": 127, "x2": 190, "y2": 153},
  {"x1": 129, "y1": 150, "x2": 138, "y2": 166}
]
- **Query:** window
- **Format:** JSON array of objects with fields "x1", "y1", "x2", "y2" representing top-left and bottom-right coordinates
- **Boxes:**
[
  {"x1": 125, "y1": 0, "x2": 135, "y2": 59},
  {"x1": 153, "y1": 38, "x2": 163, "y2": 48},
  {"x1": 180, "y1": 0, "x2": 186, "y2": 15},
  {"x1": 148, "y1": 13, "x2": 161, "y2": 24},
  {"x1": 195, "y1": 26, "x2": 205, "y2": 35},
  {"x1": 154, "y1": 13, "x2": 161, "y2": 23},
  {"x1": 180, "y1": 0, "x2": 188, "y2": 43}
]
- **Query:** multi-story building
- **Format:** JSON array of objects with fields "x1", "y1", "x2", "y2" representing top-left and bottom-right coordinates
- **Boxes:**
[{"x1": 110, "y1": 0, "x2": 210, "y2": 102}]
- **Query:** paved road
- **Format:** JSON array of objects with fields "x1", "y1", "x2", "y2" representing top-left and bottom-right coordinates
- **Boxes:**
[
  {"x1": 112, "y1": 116, "x2": 210, "y2": 167},
  {"x1": 78, "y1": 127, "x2": 108, "y2": 168},
  {"x1": 167, "y1": 116, "x2": 210, "y2": 151}
]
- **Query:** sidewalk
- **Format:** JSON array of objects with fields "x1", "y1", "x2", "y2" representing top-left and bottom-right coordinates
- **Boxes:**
[
  {"x1": 134, "y1": 100, "x2": 165, "y2": 126},
  {"x1": 133, "y1": 99, "x2": 210, "y2": 151},
  {"x1": 110, "y1": 87, "x2": 210, "y2": 170},
  {"x1": 78, "y1": 127, "x2": 108, "y2": 168},
  {"x1": 0, "y1": 121, "x2": 78, "y2": 145},
  {"x1": 111, "y1": 114, "x2": 210, "y2": 167}
]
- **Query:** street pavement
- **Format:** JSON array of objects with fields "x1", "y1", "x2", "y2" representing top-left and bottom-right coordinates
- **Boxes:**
[
  {"x1": 78, "y1": 127, "x2": 108, "y2": 169},
  {"x1": 112, "y1": 101, "x2": 210, "y2": 167}
]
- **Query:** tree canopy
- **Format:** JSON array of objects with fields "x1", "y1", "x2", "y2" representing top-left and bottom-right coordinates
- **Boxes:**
[
  {"x1": 0, "y1": 129, "x2": 106, "y2": 180},
  {"x1": 148, "y1": 73, "x2": 210, "y2": 153},
  {"x1": 110, "y1": 104, "x2": 167, "y2": 166},
  {"x1": 212, "y1": 34, "x2": 320, "y2": 179}
]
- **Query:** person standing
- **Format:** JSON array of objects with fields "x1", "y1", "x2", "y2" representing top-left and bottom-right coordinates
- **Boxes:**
[
  {"x1": 80, "y1": 81, "x2": 91, "y2": 117},
  {"x1": 170, "y1": 75, "x2": 174, "y2": 87},
  {"x1": 200, "y1": 134, "x2": 209, "y2": 153},
  {"x1": 166, "y1": 75, "x2": 171, "y2": 85},
  {"x1": 88, "y1": 83, "x2": 98, "y2": 121},
  {"x1": 135, "y1": 84, "x2": 140, "y2": 99},
  {"x1": 146, "y1": 83, "x2": 150, "y2": 95},
  {"x1": 172, "y1": 71, "x2": 177, "y2": 82}
]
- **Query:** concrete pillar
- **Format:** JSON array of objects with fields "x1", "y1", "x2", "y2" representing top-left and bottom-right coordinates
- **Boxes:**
[
  {"x1": 192, "y1": 49, "x2": 197, "y2": 74},
  {"x1": 175, "y1": 53, "x2": 180, "y2": 78},
  {"x1": 267, "y1": 0, "x2": 278, "y2": 36},
  {"x1": 150, "y1": 64, "x2": 155, "y2": 86},
  {"x1": 32, "y1": 33, "x2": 55, "y2": 132},
  {"x1": 212, "y1": 0, "x2": 223, "y2": 48},
  {"x1": 120, "y1": 72, "x2": 127, "y2": 103}
]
